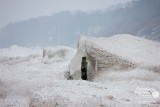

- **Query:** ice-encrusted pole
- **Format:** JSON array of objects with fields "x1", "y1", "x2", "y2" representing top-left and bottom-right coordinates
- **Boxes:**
[{"x1": 81, "y1": 57, "x2": 88, "y2": 80}]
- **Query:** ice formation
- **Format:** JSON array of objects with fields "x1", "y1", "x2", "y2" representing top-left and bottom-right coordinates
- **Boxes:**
[{"x1": 0, "y1": 35, "x2": 160, "y2": 107}]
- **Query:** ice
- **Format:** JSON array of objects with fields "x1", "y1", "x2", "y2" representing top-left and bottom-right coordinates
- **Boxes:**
[
  {"x1": 0, "y1": 35, "x2": 160, "y2": 107},
  {"x1": 0, "y1": 45, "x2": 76, "y2": 107},
  {"x1": 42, "y1": 46, "x2": 76, "y2": 64}
]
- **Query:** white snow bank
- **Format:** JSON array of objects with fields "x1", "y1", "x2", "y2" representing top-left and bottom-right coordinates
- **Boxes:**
[
  {"x1": 42, "y1": 46, "x2": 76, "y2": 64},
  {"x1": 0, "y1": 45, "x2": 42, "y2": 57},
  {"x1": 0, "y1": 45, "x2": 76, "y2": 107},
  {"x1": 94, "y1": 68, "x2": 160, "y2": 82},
  {"x1": 29, "y1": 80, "x2": 160, "y2": 107},
  {"x1": 29, "y1": 80, "x2": 109, "y2": 107}
]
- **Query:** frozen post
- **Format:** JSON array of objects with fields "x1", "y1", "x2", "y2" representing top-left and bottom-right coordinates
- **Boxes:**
[{"x1": 81, "y1": 57, "x2": 88, "y2": 80}]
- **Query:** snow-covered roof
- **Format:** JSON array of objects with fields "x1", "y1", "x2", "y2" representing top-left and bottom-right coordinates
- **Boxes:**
[{"x1": 83, "y1": 34, "x2": 160, "y2": 66}]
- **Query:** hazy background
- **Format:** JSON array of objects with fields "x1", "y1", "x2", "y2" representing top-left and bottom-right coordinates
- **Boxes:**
[
  {"x1": 0, "y1": 0, "x2": 134, "y2": 29},
  {"x1": 0, "y1": 0, "x2": 160, "y2": 47}
]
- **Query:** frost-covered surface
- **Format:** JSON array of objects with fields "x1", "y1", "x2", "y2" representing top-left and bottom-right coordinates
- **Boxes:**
[
  {"x1": 42, "y1": 46, "x2": 76, "y2": 64},
  {"x1": 69, "y1": 34, "x2": 160, "y2": 80},
  {"x1": 91, "y1": 35, "x2": 160, "y2": 66},
  {"x1": 0, "y1": 35, "x2": 160, "y2": 107},
  {"x1": 0, "y1": 45, "x2": 76, "y2": 107}
]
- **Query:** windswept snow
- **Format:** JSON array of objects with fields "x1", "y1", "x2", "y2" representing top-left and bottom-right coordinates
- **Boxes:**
[
  {"x1": 0, "y1": 45, "x2": 76, "y2": 107},
  {"x1": 42, "y1": 46, "x2": 75, "y2": 64},
  {"x1": 0, "y1": 35, "x2": 160, "y2": 107},
  {"x1": 0, "y1": 45, "x2": 42, "y2": 57}
]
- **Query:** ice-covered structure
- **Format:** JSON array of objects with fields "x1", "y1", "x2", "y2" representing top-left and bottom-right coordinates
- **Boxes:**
[
  {"x1": 69, "y1": 34, "x2": 160, "y2": 81},
  {"x1": 1, "y1": 38, "x2": 160, "y2": 107}
]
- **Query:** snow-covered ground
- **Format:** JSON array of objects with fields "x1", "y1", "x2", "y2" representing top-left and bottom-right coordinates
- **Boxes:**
[{"x1": 0, "y1": 35, "x2": 160, "y2": 107}]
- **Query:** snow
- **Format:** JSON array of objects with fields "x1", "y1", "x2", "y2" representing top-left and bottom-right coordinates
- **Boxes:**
[
  {"x1": 0, "y1": 35, "x2": 160, "y2": 107},
  {"x1": 0, "y1": 45, "x2": 75, "y2": 107},
  {"x1": 0, "y1": 45, "x2": 42, "y2": 57},
  {"x1": 89, "y1": 34, "x2": 160, "y2": 66}
]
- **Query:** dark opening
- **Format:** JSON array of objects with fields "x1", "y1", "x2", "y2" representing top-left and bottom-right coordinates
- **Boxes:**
[{"x1": 81, "y1": 57, "x2": 88, "y2": 80}]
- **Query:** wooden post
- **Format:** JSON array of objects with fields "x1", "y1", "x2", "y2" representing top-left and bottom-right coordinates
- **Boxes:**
[{"x1": 81, "y1": 57, "x2": 87, "y2": 80}]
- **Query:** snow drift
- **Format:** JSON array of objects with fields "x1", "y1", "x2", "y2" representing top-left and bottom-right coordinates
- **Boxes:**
[
  {"x1": 0, "y1": 45, "x2": 76, "y2": 107},
  {"x1": 42, "y1": 46, "x2": 76, "y2": 64},
  {"x1": 69, "y1": 34, "x2": 160, "y2": 81}
]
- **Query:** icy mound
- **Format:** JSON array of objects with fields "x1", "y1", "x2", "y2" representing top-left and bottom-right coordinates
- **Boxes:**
[
  {"x1": 69, "y1": 34, "x2": 160, "y2": 80},
  {"x1": 0, "y1": 45, "x2": 42, "y2": 57},
  {"x1": 29, "y1": 80, "x2": 160, "y2": 107},
  {"x1": 0, "y1": 45, "x2": 76, "y2": 107},
  {"x1": 29, "y1": 80, "x2": 109, "y2": 107},
  {"x1": 42, "y1": 46, "x2": 76, "y2": 64},
  {"x1": 0, "y1": 45, "x2": 42, "y2": 65}
]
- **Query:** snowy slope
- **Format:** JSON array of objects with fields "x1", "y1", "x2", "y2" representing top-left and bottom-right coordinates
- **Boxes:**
[{"x1": 0, "y1": 35, "x2": 160, "y2": 107}]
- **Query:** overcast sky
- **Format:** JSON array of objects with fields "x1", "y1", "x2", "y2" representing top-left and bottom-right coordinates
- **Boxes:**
[{"x1": 0, "y1": 0, "x2": 134, "y2": 29}]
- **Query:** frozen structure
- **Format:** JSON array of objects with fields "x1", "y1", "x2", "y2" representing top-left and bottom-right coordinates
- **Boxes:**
[
  {"x1": 1, "y1": 37, "x2": 160, "y2": 107},
  {"x1": 69, "y1": 34, "x2": 160, "y2": 81}
]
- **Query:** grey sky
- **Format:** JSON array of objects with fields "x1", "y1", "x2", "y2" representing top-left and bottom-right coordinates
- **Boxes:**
[{"x1": 0, "y1": 0, "x2": 134, "y2": 29}]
